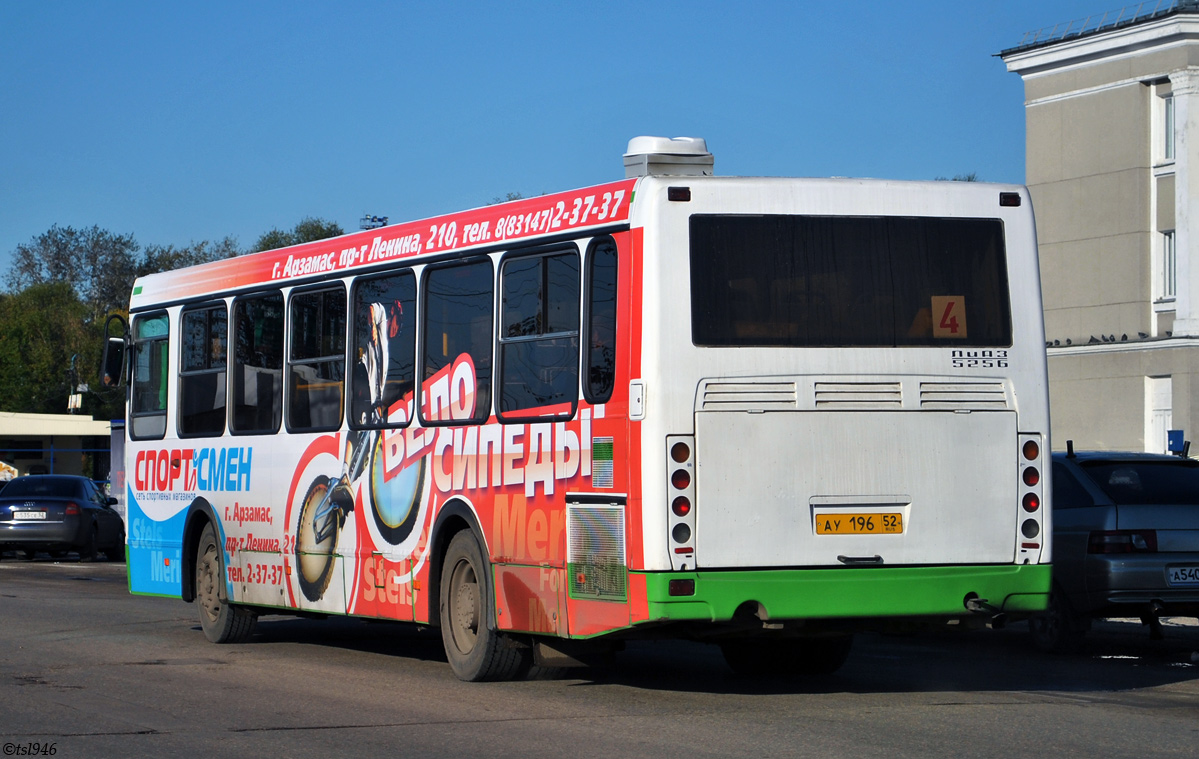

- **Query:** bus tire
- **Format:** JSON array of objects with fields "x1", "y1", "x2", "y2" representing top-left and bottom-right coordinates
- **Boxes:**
[
  {"x1": 721, "y1": 635, "x2": 853, "y2": 676},
  {"x1": 439, "y1": 530, "x2": 528, "y2": 682},
  {"x1": 296, "y1": 475, "x2": 337, "y2": 602},
  {"x1": 195, "y1": 522, "x2": 257, "y2": 643}
]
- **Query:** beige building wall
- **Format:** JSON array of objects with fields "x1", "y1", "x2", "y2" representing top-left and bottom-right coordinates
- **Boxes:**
[{"x1": 1003, "y1": 11, "x2": 1199, "y2": 453}]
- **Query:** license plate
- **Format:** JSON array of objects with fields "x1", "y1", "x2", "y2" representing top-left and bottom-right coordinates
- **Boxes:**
[
  {"x1": 13, "y1": 511, "x2": 47, "y2": 520},
  {"x1": 1166, "y1": 565, "x2": 1199, "y2": 587},
  {"x1": 815, "y1": 513, "x2": 903, "y2": 535}
]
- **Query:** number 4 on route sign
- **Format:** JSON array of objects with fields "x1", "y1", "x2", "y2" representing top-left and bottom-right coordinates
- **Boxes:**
[{"x1": 931, "y1": 295, "x2": 967, "y2": 339}]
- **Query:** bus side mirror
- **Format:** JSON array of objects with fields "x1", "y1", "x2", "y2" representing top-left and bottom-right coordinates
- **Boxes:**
[
  {"x1": 101, "y1": 336, "x2": 126, "y2": 387},
  {"x1": 101, "y1": 314, "x2": 130, "y2": 388}
]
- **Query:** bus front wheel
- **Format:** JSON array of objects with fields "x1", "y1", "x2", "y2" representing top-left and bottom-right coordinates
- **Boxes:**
[
  {"x1": 439, "y1": 530, "x2": 528, "y2": 681},
  {"x1": 195, "y1": 522, "x2": 257, "y2": 643}
]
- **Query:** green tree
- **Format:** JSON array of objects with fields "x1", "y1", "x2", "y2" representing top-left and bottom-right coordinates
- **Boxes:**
[
  {"x1": 139, "y1": 237, "x2": 240, "y2": 276},
  {"x1": 489, "y1": 191, "x2": 525, "y2": 205},
  {"x1": 0, "y1": 282, "x2": 103, "y2": 415},
  {"x1": 252, "y1": 217, "x2": 344, "y2": 252},
  {"x1": 5, "y1": 226, "x2": 241, "y2": 324},
  {"x1": 6, "y1": 225, "x2": 140, "y2": 323}
]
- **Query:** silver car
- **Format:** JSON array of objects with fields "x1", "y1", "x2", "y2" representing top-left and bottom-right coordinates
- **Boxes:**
[{"x1": 1031, "y1": 451, "x2": 1199, "y2": 651}]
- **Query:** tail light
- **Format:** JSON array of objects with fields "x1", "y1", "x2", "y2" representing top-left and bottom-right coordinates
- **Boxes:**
[
  {"x1": 65, "y1": 503, "x2": 80, "y2": 515},
  {"x1": 1088, "y1": 530, "x2": 1158, "y2": 554},
  {"x1": 671, "y1": 496, "x2": 691, "y2": 517},
  {"x1": 1017, "y1": 434, "x2": 1045, "y2": 563},
  {"x1": 666, "y1": 435, "x2": 696, "y2": 570}
]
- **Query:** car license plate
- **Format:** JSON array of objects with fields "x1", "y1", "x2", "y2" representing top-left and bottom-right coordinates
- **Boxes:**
[
  {"x1": 13, "y1": 511, "x2": 47, "y2": 520},
  {"x1": 1166, "y1": 565, "x2": 1199, "y2": 587},
  {"x1": 816, "y1": 513, "x2": 903, "y2": 535}
]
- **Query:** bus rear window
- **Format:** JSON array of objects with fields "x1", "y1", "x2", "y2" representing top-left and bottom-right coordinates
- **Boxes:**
[{"x1": 690, "y1": 215, "x2": 1012, "y2": 347}]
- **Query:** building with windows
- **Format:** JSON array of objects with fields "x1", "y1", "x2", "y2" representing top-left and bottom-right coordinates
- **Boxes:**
[
  {"x1": 1001, "y1": 2, "x2": 1199, "y2": 452},
  {"x1": 0, "y1": 412, "x2": 112, "y2": 480}
]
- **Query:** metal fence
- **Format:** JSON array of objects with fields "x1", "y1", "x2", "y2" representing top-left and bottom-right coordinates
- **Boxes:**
[{"x1": 1006, "y1": 1, "x2": 1199, "y2": 54}]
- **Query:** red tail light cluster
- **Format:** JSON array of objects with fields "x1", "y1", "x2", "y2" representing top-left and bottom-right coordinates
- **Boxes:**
[
  {"x1": 666, "y1": 435, "x2": 697, "y2": 570},
  {"x1": 1017, "y1": 434, "x2": 1045, "y2": 559},
  {"x1": 1088, "y1": 530, "x2": 1158, "y2": 554},
  {"x1": 65, "y1": 503, "x2": 80, "y2": 515}
]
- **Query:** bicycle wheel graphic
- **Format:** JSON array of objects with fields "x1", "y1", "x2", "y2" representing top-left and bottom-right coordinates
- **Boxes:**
[
  {"x1": 296, "y1": 474, "x2": 338, "y2": 601},
  {"x1": 368, "y1": 433, "x2": 427, "y2": 546}
]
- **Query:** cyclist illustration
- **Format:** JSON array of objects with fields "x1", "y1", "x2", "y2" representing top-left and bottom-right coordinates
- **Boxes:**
[{"x1": 295, "y1": 298, "x2": 427, "y2": 602}]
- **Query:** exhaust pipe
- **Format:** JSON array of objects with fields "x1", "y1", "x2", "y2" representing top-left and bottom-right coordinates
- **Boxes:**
[
  {"x1": 964, "y1": 594, "x2": 1007, "y2": 629},
  {"x1": 1142, "y1": 600, "x2": 1165, "y2": 640}
]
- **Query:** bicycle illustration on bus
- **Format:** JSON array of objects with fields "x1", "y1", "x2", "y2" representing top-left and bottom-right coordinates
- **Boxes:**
[{"x1": 294, "y1": 300, "x2": 428, "y2": 602}]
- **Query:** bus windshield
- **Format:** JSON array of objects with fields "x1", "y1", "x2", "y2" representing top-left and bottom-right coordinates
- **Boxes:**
[{"x1": 689, "y1": 214, "x2": 1012, "y2": 347}]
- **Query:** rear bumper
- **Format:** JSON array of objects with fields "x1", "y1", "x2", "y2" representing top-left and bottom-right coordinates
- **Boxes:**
[
  {"x1": 1074, "y1": 553, "x2": 1199, "y2": 615},
  {"x1": 0, "y1": 522, "x2": 81, "y2": 547},
  {"x1": 643, "y1": 564, "x2": 1051, "y2": 622}
]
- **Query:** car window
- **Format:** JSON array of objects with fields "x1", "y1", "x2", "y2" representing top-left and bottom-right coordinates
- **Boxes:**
[
  {"x1": 1052, "y1": 462, "x2": 1095, "y2": 509},
  {"x1": 87, "y1": 482, "x2": 107, "y2": 506},
  {"x1": 1, "y1": 478, "x2": 79, "y2": 498},
  {"x1": 1078, "y1": 460, "x2": 1199, "y2": 505}
]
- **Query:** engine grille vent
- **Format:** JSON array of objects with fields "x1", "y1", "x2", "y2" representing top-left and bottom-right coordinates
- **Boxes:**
[
  {"x1": 919, "y1": 381, "x2": 1008, "y2": 410},
  {"x1": 700, "y1": 381, "x2": 798, "y2": 411},
  {"x1": 567, "y1": 504, "x2": 627, "y2": 601},
  {"x1": 814, "y1": 382, "x2": 902, "y2": 409}
]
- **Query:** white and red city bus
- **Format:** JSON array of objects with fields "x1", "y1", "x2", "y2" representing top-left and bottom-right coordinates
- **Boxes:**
[{"x1": 114, "y1": 136, "x2": 1052, "y2": 680}]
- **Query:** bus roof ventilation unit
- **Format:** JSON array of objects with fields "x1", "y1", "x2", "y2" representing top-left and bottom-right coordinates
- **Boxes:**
[{"x1": 624, "y1": 136, "x2": 714, "y2": 178}]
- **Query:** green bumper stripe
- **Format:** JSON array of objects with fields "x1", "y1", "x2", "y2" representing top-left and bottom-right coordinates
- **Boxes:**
[{"x1": 643, "y1": 564, "x2": 1051, "y2": 622}]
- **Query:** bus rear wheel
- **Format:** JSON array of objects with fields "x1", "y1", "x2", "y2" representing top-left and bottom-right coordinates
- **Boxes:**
[
  {"x1": 439, "y1": 530, "x2": 528, "y2": 682},
  {"x1": 721, "y1": 635, "x2": 854, "y2": 677},
  {"x1": 195, "y1": 522, "x2": 257, "y2": 643},
  {"x1": 296, "y1": 475, "x2": 337, "y2": 602}
]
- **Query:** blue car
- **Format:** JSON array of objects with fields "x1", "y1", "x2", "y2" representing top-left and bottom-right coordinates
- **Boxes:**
[{"x1": 0, "y1": 475, "x2": 125, "y2": 561}]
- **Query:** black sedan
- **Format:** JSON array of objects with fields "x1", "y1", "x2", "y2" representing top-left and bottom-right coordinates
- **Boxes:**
[
  {"x1": 0, "y1": 475, "x2": 125, "y2": 561},
  {"x1": 1031, "y1": 450, "x2": 1199, "y2": 651}
]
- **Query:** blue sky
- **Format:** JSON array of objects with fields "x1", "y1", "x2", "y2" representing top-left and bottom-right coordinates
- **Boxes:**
[{"x1": 0, "y1": 1, "x2": 1115, "y2": 272}]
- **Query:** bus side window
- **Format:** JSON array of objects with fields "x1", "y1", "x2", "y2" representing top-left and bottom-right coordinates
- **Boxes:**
[
  {"x1": 179, "y1": 304, "x2": 227, "y2": 437},
  {"x1": 497, "y1": 248, "x2": 580, "y2": 421},
  {"x1": 584, "y1": 237, "x2": 617, "y2": 404},
  {"x1": 287, "y1": 286, "x2": 346, "y2": 433},
  {"x1": 231, "y1": 291, "x2": 284, "y2": 434},
  {"x1": 421, "y1": 259, "x2": 493, "y2": 425},
  {"x1": 349, "y1": 270, "x2": 417, "y2": 428},
  {"x1": 130, "y1": 312, "x2": 170, "y2": 440}
]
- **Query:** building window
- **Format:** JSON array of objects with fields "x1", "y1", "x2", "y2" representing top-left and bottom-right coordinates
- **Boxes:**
[
  {"x1": 1164, "y1": 94, "x2": 1175, "y2": 162},
  {"x1": 1146, "y1": 376, "x2": 1173, "y2": 454},
  {"x1": 1159, "y1": 230, "x2": 1177, "y2": 302}
]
